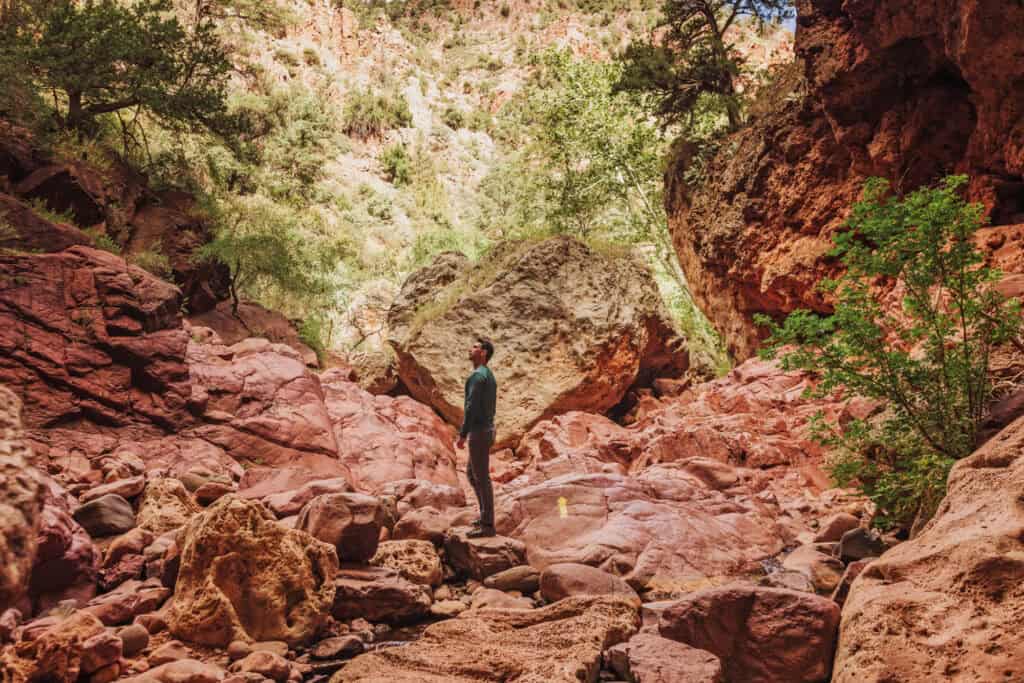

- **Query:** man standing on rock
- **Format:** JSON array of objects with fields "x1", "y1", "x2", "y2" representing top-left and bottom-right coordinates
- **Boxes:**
[{"x1": 456, "y1": 338, "x2": 498, "y2": 538}]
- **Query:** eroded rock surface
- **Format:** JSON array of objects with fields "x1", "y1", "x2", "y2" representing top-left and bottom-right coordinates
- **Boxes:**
[
  {"x1": 833, "y1": 414, "x2": 1024, "y2": 682},
  {"x1": 169, "y1": 496, "x2": 338, "y2": 647},
  {"x1": 332, "y1": 596, "x2": 640, "y2": 683}
]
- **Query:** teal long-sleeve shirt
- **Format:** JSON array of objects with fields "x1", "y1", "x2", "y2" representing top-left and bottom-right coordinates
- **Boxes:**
[{"x1": 460, "y1": 365, "x2": 497, "y2": 438}]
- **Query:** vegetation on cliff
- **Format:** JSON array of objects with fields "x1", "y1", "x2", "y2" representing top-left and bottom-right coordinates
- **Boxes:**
[{"x1": 759, "y1": 177, "x2": 1022, "y2": 529}]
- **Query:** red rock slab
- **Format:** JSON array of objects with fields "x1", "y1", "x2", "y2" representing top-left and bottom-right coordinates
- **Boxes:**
[{"x1": 658, "y1": 583, "x2": 840, "y2": 683}]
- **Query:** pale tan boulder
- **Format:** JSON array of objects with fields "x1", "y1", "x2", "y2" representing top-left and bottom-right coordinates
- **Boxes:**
[{"x1": 168, "y1": 496, "x2": 338, "y2": 647}]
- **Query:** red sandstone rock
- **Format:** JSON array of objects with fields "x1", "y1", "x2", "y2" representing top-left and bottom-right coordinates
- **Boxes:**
[
  {"x1": 538, "y1": 563, "x2": 638, "y2": 604},
  {"x1": 189, "y1": 300, "x2": 316, "y2": 367},
  {"x1": 833, "y1": 413, "x2": 1024, "y2": 682},
  {"x1": 667, "y1": 0, "x2": 1024, "y2": 359},
  {"x1": 29, "y1": 494, "x2": 100, "y2": 616},
  {"x1": 605, "y1": 633, "x2": 724, "y2": 683},
  {"x1": 331, "y1": 565, "x2": 432, "y2": 624},
  {"x1": 0, "y1": 247, "x2": 192, "y2": 434},
  {"x1": 658, "y1": 583, "x2": 841, "y2": 683},
  {"x1": 295, "y1": 492, "x2": 384, "y2": 563},
  {"x1": 320, "y1": 371, "x2": 460, "y2": 492},
  {"x1": 444, "y1": 529, "x2": 527, "y2": 581},
  {"x1": 186, "y1": 339, "x2": 343, "y2": 470},
  {"x1": 0, "y1": 610, "x2": 106, "y2": 683},
  {"x1": 0, "y1": 387, "x2": 44, "y2": 613}
]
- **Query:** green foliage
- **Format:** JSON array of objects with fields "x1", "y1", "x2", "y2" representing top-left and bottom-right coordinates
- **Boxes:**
[
  {"x1": 130, "y1": 244, "x2": 173, "y2": 278},
  {"x1": 442, "y1": 106, "x2": 465, "y2": 130},
  {"x1": 615, "y1": 0, "x2": 793, "y2": 130},
  {"x1": 28, "y1": 198, "x2": 75, "y2": 225},
  {"x1": 381, "y1": 143, "x2": 412, "y2": 185},
  {"x1": 298, "y1": 315, "x2": 329, "y2": 365},
  {"x1": 342, "y1": 87, "x2": 412, "y2": 140},
  {"x1": 0, "y1": 0, "x2": 230, "y2": 134},
  {"x1": 197, "y1": 193, "x2": 351, "y2": 314},
  {"x1": 758, "y1": 176, "x2": 1023, "y2": 529}
]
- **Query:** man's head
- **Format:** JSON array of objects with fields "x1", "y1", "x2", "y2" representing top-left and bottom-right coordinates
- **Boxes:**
[{"x1": 469, "y1": 337, "x2": 494, "y2": 366}]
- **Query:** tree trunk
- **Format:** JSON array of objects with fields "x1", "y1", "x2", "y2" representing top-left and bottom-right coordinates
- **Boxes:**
[{"x1": 66, "y1": 90, "x2": 83, "y2": 130}]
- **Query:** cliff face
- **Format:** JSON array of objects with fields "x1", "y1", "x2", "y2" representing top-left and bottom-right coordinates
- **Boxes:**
[{"x1": 667, "y1": 0, "x2": 1024, "y2": 360}]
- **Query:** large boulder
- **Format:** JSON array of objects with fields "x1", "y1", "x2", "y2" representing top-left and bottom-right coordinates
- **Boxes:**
[
  {"x1": 320, "y1": 370, "x2": 460, "y2": 492},
  {"x1": 332, "y1": 595, "x2": 640, "y2": 682},
  {"x1": 444, "y1": 529, "x2": 527, "y2": 581},
  {"x1": 295, "y1": 492, "x2": 384, "y2": 563},
  {"x1": 29, "y1": 496, "x2": 100, "y2": 615},
  {"x1": 188, "y1": 300, "x2": 315, "y2": 365},
  {"x1": 658, "y1": 584, "x2": 841, "y2": 683},
  {"x1": 387, "y1": 237, "x2": 689, "y2": 448},
  {"x1": 0, "y1": 246, "x2": 192, "y2": 434},
  {"x1": 370, "y1": 540, "x2": 443, "y2": 587},
  {"x1": 0, "y1": 386, "x2": 44, "y2": 613},
  {"x1": 168, "y1": 496, "x2": 338, "y2": 647},
  {"x1": 832, "y1": 413, "x2": 1024, "y2": 682},
  {"x1": 331, "y1": 565, "x2": 432, "y2": 624}
]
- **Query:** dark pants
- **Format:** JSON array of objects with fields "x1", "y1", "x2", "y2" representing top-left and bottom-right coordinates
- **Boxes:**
[{"x1": 467, "y1": 428, "x2": 495, "y2": 529}]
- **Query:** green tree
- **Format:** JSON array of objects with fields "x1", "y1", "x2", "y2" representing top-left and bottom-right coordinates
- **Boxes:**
[
  {"x1": 758, "y1": 176, "x2": 1022, "y2": 529},
  {"x1": 197, "y1": 194, "x2": 350, "y2": 315},
  {"x1": 616, "y1": 0, "x2": 793, "y2": 130},
  {"x1": 0, "y1": 0, "x2": 229, "y2": 133}
]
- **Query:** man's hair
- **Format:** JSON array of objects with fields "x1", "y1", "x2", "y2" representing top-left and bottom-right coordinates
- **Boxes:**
[{"x1": 477, "y1": 337, "x2": 494, "y2": 363}]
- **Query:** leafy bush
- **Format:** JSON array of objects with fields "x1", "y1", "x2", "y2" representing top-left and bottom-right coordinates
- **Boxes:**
[
  {"x1": 343, "y1": 87, "x2": 413, "y2": 140},
  {"x1": 131, "y1": 245, "x2": 173, "y2": 278},
  {"x1": 381, "y1": 143, "x2": 412, "y2": 185},
  {"x1": 83, "y1": 228, "x2": 122, "y2": 254},
  {"x1": 758, "y1": 176, "x2": 1023, "y2": 530},
  {"x1": 298, "y1": 315, "x2": 329, "y2": 365},
  {"x1": 442, "y1": 106, "x2": 465, "y2": 130}
]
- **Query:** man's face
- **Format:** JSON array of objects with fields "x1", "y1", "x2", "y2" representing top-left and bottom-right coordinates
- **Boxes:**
[{"x1": 469, "y1": 341, "x2": 485, "y2": 364}]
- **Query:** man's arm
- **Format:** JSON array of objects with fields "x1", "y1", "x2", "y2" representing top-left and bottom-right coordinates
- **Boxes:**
[{"x1": 460, "y1": 373, "x2": 481, "y2": 439}]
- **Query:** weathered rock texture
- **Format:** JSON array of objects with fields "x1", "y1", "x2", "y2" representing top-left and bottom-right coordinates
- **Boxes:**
[
  {"x1": 659, "y1": 584, "x2": 841, "y2": 683},
  {"x1": 833, "y1": 413, "x2": 1024, "y2": 682},
  {"x1": 388, "y1": 237, "x2": 689, "y2": 447},
  {"x1": 332, "y1": 595, "x2": 640, "y2": 683},
  {"x1": 0, "y1": 386, "x2": 43, "y2": 612},
  {"x1": 0, "y1": 246, "x2": 192, "y2": 433},
  {"x1": 320, "y1": 369, "x2": 459, "y2": 492},
  {"x1": 169, "y1": 496, "x2": 338, "y2": 647},
  {"x1": 667, "y1": 0, "x2": 1024, "y2": 359}
]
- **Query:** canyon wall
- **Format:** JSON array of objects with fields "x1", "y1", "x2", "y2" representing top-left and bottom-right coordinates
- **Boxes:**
[{"x1": 667, "y1": 0, "x2": 1024, "y2": 360}]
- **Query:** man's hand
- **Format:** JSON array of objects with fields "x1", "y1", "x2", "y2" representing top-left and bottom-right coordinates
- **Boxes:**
[{"x1": 456, "y1": 436, "x2": 466, "y2": 449}]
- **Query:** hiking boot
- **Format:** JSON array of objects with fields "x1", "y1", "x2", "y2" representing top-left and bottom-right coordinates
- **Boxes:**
[{"x1": 467, "y1": 527, "x2": 496, "y2": 538}]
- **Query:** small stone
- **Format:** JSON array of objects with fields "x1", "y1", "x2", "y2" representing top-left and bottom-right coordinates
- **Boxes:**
[
  {"x1": 81, "y1": 631, "x2": 123, "y2": 674},
  {"x1": 760, "y1": 570, "x2": 816, "y2": 593},
  {"x1": 195, "y1": 481, "x2": 234, "y2": 506},
  {"x1": 814, "y1": 512, "x2": 861, "y2": 543},
  {"x1": 149, "y1": 639, "x2": 190, "y2": 665},
  {"x1": 134, "y1": 612, "x2": 168, "y2": 634},
  {"x1": 484, "y1": 565, "x2": 541, "y2": 594},
  {"x1": 89, "y1": 661, "x2": 122, "y2": 683},
  {"x1": 73, "y1": 494, "x2": 136, "y2": 537},
  {"x1": 119, "y1": 623, "x2": 150, "y2": 657},
  {"x1": 469, "y1": 588, "x2": 533, "y2": 610},
  {"x1": 429, "y1": 600, "x2": 468, "y2": 618},
  {"x1": 230, "y1": 651, "x2": 293, "y2": 683},
  {"x1": 228, "y1": 640, "x2": 253, "y2": 661},
  {"x1": 433, "y1": 585, "x2": 454, "y2": 601},
  {"x1": 838, "y1": 527, "x2": 888, "y2": 562},
  {"x1": 310, "y1": 635, "x2": 364, "y2": 660}
]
